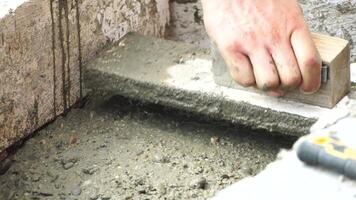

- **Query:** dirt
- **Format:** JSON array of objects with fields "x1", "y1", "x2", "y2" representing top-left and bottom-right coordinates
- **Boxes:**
[{"x1": 0, "y1": 92, "x2": 293, "y2": 200}]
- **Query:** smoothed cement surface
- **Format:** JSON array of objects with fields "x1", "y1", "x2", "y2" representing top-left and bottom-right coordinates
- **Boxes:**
[{"x1": 85, "y1": 33, "x2": 328, "y2": 137}]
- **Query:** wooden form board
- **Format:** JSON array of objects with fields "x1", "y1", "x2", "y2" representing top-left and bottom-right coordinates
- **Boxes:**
[
  {"x1": 212, "y1": 33, "x2": 350, "y2": 108},
  {"x1": 0, "y1": 0, "x2": 169, "y2": 154}
]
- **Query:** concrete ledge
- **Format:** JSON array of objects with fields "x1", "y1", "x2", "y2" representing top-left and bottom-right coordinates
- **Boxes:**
[{"x1": 85, "y1": 33, "x2": 356, "y2": 137}]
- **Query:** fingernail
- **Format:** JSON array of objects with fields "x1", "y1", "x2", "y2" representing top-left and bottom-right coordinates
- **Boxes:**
[
  {"x1": 267, "y1": 90, "x2": 285, "y2": 97},
  {"x1": 299, "y1": 87, "x2": 318, "y2": 94}
]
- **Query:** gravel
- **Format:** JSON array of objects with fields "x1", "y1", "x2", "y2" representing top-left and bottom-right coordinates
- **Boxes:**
[{"x1": 0, "y1": 93, "x2": 293, "y2": 199}]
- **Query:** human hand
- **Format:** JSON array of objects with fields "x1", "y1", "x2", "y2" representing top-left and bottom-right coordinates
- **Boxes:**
[{"x1": 202, "y1": 0, "x2": 322, "y2": 96}]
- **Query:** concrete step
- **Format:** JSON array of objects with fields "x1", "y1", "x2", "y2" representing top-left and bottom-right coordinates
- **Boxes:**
[{"x1": 85, "y1": 32, "x2": 356, "y2": 137}]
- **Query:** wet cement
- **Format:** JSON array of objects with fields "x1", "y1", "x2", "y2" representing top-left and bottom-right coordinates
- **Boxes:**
[
  {"x1": 2, "y1": 1, "x2": 353, "y2": 199},
  {"x1": 0, "y1": 93, "x2": 293, "y2": 200},
  {"x1": 85, "y1": 33, "x2": 317, "y2": 137}
]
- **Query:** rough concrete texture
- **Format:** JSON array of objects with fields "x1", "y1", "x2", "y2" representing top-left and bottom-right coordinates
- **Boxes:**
[
  {"x1": 300, "y1": 0, "x2": 356, "y2": 62},
  {"x1": 166, "y1": 0, "x2": 209, "y2": 48},
  {"x1": 0, "y1": 0, "x2": 169, "y2": 153},
  {"x1": 214, "y1": 150, "x2": 356, "y2": 200},
  {"x1": 167, "y1": 0, "x2": 356, "y2": 63},
  {"x1": 85, "y1": 33, "x2": 334, "y2": 137},
  {"x1": 215, "y1": 107, "x2": 356, "y2": 200},
  {"x1": 0, "y1": 93, "x2": 292, "y2": 199}
]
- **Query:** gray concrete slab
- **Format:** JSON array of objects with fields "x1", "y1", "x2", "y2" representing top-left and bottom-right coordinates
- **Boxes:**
[{"x1": 84, "y1": 33, "x2": 356, "y2": 137}]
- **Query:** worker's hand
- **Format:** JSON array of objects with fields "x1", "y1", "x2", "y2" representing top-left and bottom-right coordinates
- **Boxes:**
[{"x1": 202, "y1": 0, "x2": 322, "y2": 96}]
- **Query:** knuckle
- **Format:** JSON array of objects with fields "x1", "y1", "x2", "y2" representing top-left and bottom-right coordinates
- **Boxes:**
[
  {"x1": 302, "y1": 56, "x2": 321, "y2": 68},
  {"x1": 230, "y1": 70, "x2": 255, "y2": 87},
  {"x1": 237, "y1": 78, "x2": 255, "y2": 87},
  {"x1": 283, "y1": 74, "x2": 302, "y2": 88},
  {"x1": 242, "y1": 30, "x2": 257, "y2": 42},
  {"x1": 269, "y1": 27, "x2": 282, "y2": 45},
  {"x1": 259, "y1": 79, "x2": 280, "y2": 91},
  {"x1": 223, "y1": 42, "x2": 243, "y2": 55}
]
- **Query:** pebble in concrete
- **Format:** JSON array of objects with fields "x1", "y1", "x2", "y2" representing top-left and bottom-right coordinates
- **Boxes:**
[{"x1": 190, "y1": 177, "x2": 207, "y2": 189}]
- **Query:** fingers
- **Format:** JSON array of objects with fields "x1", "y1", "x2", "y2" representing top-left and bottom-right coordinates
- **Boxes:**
[
  {"x1": 267, "y1": 89, "x2": 285, "y2": 97},
  {"x1": 220, "y1": 26, "x2": 321, "y2": 97},
  {"x1": 251, "y1": 85, "x2": 285, "y2": 97},
  {"x1": 249, "y1": 50, "x2": 280, "y2": 91},
  {"x1": 291, "y1": 28, "x2": 322, "y2": 93},
  {"x1": 270, "y1": 41, "x2": 302, "y2": 90},
  {"x1": 220, "y1": 48, "x2": 256, "y2": 87},
  {"x1": 221, "y1": 46, "x2": 285, "y2": 97}
]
